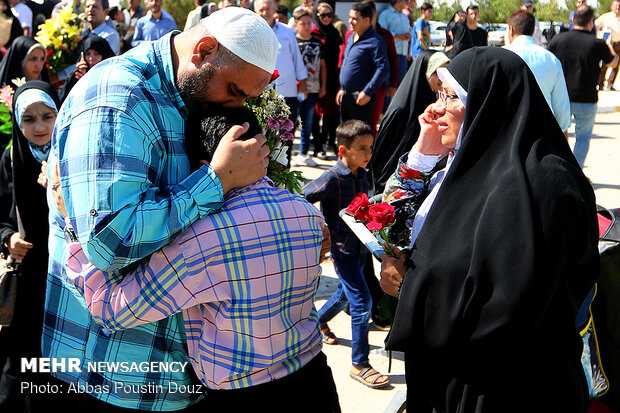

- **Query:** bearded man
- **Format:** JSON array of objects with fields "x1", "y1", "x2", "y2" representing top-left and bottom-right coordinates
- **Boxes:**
[{"x1": 44, "y1": 8, "x2": 277, "y2": 411}]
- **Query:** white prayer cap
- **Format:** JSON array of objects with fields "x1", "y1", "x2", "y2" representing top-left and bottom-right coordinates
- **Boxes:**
[{"x1": 203, "y1": 7, "x2": 279, "y2": 74}]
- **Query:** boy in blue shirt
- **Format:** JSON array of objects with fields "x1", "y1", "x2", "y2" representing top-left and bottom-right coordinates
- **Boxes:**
[
  {"x1": 411, "y1": 2, "x2": 433, "y2": 58},
  {"x1": 303, "y1": 120, "x2": 390, "y2": 389}
]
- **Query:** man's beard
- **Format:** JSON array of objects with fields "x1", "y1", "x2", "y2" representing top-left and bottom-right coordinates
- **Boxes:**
[{"x1": 177, "y1": 64, "x2": 221, "y2": 117}]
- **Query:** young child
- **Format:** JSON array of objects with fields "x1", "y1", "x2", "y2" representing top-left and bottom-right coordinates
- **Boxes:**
[
  {"x1": 303, "y1": 119, "x2": 390, "y2": 389},
  {"x1": 293, "y1": 8, "x2": 326, "y2": 168}
]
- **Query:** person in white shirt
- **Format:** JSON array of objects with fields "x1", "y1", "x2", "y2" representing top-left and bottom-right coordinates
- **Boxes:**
[
  {"x1": 505, "y1": 10, "x2": 571, "y2": 137},
  {"x1": 520, "y1": 0, "x2": 543, "y2": 45},
  {"x1": 9, "y1": 0, "x2": 32, "y2": 37},
  {"x1": 184, "y1": 0, "x2": 206, "y2": 30},
  {"x1": 595, "y1": 0, "x2": 620, "y2": 90},
  {"x1": 84, "y1": 0, "x2": 120, "y2": 54}
]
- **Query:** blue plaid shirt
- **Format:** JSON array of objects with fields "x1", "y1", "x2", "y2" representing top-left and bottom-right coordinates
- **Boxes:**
[{"x1": 44, "y1": 32, "x2": 224, "y2": 410}]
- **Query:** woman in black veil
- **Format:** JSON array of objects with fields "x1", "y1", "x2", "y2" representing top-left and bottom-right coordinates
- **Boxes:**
[
  {"x1": 445, "y1": 19, "x2": 474, "y2": 59},
  {"x1": 368, "y1": 50, "x2": 447, "y2": 195},
  {"x1": 380, "y1": 47, "x2": 598, "y2": 412}
]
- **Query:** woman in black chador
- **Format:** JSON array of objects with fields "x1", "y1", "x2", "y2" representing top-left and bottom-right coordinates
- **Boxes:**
[
  {"x1": 380, "y1": 47, "x2": 599, "y2": 412},
  {"x1": 0, "y1": 81, "x2": 62, "y2": 412},
  {"x1": 368, "y1": 50, "x2": 441, "y2": 195}
]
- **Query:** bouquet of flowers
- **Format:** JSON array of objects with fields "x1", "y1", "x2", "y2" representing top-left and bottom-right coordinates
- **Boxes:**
[
  {"x1": 35, "y1": 5, "x2": 84, "y2": 74},
  {"x1": 0, "y1": 84, "x2": 15, "y2": 135},
  {"x1": 243, "y1": 85, "x2": 305, "y2": 194},
  {"x1": 345, "y1": 193, "x2": 396, "y2": 257}
]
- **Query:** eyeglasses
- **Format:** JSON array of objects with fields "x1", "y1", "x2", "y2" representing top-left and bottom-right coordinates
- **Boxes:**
[
  {"x1": 438, "y1": 90, "x2": 459, "y2": 106},
  {"x1": 317, "y1": 12, "x2": 334, "y2": 18}
]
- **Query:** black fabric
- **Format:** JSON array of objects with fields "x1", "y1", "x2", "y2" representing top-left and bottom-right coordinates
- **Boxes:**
[
  {"x1": 199, "y1": 352, "x2": 340, "y2": 412},
  {"x1": 469, "y1": 26, "x2": 487, "y2": 46},
  {"x1": 445, "y1": 21, "x2": 474, "y2": 59},
  {"x1": 59, "y1": 34, "x2": 116, "y2": 103},
  {"x1": 444, "y1": 13, "x2": 459, "y2": 47},
  {"x1": 368, "y1": 50, "x2": 437, "y2": 195},
  {"x1": 385, "y1": 47, "x2": 599, "y2": 412},
  {"x1": 548, "y1": 29, "x2": 614, "y2": 104},
  {"x1": 0, "y1": 36, "x2": 49, "y2": 88},
  {"x1": 0, "y1": 81, "x2": 60, "y2": 412}
]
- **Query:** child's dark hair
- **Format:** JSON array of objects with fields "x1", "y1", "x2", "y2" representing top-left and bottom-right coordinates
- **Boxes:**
[
  {"x1": 293, "y1": 8, "x2": 311, "y2": 21},
  {"x1": 185, "y1": 107, "x2": 263, "y2": 168},
  {"x1": 336, "y1": 120, "x2": 372, "y2": 149}
]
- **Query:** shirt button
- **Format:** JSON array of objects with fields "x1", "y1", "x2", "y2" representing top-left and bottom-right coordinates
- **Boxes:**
[{"x1": 90, "y1": 209, "x2": 98, "y2": 216}]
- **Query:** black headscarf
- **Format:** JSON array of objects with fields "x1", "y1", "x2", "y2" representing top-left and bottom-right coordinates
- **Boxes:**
[
  {"x1": 0, "y1": 80, "x2": 59, "y2": 358},
  {"x1": 59, "y1": 34, "x2": 116, "y2": 103},
  {"x1": 385, "y1": 47, "x2": 599, "y2": 412},
  {"x1": 368, "y1": 50, "x2": 437, "y2": 195},
  {"x1": 0, "y1": 36, "x2": 49, "y2": 87},
  {"x1": 445, "y1": 20, "x2": 473, "y2": 59},
  {"x1": 444, "y1": 12, "x2": 459, "y2": 47}
]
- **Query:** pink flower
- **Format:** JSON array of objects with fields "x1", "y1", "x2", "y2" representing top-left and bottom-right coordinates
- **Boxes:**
[
  {"x1": 282, "y1": 119, "x2": 294, "y2": 131},
  {"x1": 0, "y1": 85, "x2": 14, "y2": 111},
  {"x1": 266, "y1": 118, "x2": 280, "y2": 131},
  {"x1": 281, "y1": 132, "x2": 294, "y2": 141}
]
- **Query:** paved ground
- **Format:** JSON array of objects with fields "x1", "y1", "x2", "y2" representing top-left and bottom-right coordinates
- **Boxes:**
[{"x1": 291, "y1": 87, "x2": 620, "y2": 413}]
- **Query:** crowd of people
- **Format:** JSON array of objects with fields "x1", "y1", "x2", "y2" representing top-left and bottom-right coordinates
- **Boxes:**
[{"x1": 0, "y1": 0, "x2": 618, "y2": 412}]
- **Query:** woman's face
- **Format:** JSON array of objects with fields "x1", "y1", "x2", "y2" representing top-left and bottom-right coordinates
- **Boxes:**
[
  {"x1": 20, "y1": 102, "x2": 56, "y2": 146},
  {"x1": 427, "y1": 72, "x2": 442, "y2": 93},
  {"x1": 317, "y1": 6, "x2": 333, "y2": 25},
  {"x1": 431, "y1": 84, "x2": 465, "y2": 150},
  {"x1": 23, "y1": 48, "x2": 46, "y2": 80},
  {"x1": 85, "y1": 48, "x2": 104, "y2": 68}
]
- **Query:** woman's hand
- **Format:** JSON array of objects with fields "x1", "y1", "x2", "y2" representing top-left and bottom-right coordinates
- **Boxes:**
[
  {"x1": 37, "y1": 160, "x2": 48, "y2": 188},
  {"x1": 380, "y1": 252, "x2": 407, "y2": 297},
  {"x1": 74, "y1": 56, "x2": 89, "y2": 80},
  {"x1": 8, "y1": 232, "x2": 33, "y2": 261},
  {"x1": 414, "y1": 102, "x2": 452, "y2": 158}
]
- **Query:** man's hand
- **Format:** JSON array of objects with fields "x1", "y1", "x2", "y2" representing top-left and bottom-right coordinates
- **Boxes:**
[
  {"x1": 38, "y1": 160, "x2": 48, "y2": 188},
  {"x1": 50, "y1": 161, "x2": 68, "y2": 218},
  {"x1": 336, "y1": 89, "x2": 345, "y2": 105},
  {"x1": 210, "y1": 123, "x2": 270, "y2": 194},
  {"x1": 355, "y1": 91, "x2": 371, "y2": 106},
  {"x1": 380, "y1": 252, "x2": 407, "y2": 297},
  {"x1": 387, "y1": 87, "x2": 397, "y2": 98},
  {"x1": 319, "y1": 224, "x2": 331, "y2": 262},
  {"x1": 8, "y1": 232, "x2": 33, "y2": 261}
]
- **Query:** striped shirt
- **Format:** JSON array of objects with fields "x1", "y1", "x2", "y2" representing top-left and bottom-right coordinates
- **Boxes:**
[
  {"x1": 65, "y1": 179, "x2": 324, "y2": 390},
  {"x1": 44, "y1": 32, "x2": 224, "y2": 410}
]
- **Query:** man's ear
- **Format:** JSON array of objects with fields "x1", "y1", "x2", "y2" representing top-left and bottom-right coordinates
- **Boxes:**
[{"x1": 190, "y1": 35, "x2": 219, "y2": 67}]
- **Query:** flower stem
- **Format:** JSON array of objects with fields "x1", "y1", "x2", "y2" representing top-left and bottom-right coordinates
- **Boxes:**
[{"x1": 379, "y1": 228, "x2": 395, "y2": 257}]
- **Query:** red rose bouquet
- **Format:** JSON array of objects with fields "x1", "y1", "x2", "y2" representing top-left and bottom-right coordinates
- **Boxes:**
[{"x1": 345, "y1": 193, "x2": 396, "y2": 257}]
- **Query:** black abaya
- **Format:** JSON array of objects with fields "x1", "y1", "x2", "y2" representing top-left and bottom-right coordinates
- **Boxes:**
[
  {"x1": 385, "y1": 47, "x2": 599, "y2": 412},
  {"x1": 0, "y1": 36, "x2": 49, "y2": 88},
  {"x1": 445, "y1": 20, "x2": 474, "y2": 60},
  {"x1": 368, "y1": 50, "x2": 437, "y2": 195},
  {"x1": 0, "y1": 81, "x2": 60, "y2": 411}
]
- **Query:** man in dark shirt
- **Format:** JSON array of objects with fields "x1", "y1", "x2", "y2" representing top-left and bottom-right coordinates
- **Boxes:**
[
  {"x1": 466, "y1": 4, "x2": 487, "y2": 46},
  {"x1": 548, "y1": 4, "x2": 617, "y2": 168},
  {"x1": 336, "y1": 1, "x2": 388, "y2": 126}
]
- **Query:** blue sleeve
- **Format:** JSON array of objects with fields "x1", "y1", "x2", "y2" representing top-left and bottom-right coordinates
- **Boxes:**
[
  {"x1": 131, "y1": 20, "x2": 144, "y2": 47},
  {"x1": 363, "y1": 38, "x2": 389, "y2": 96},
  {"x1": 58, "y1": 107, "x2": 224, "y2": 271},
  {"x1": 302, "y1": 171, "x2": 334, "y2": 204}
]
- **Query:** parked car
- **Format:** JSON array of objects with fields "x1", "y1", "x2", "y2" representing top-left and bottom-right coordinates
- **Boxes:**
[
  {"x1": 486, "y1": 23, "x2": 508, "y2": 46},
  {"x1": 429, "y1": 20, "x2": 447, "y2": 49}
]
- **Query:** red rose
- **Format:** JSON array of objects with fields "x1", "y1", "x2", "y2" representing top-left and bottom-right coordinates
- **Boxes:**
[
  {"x1": 365, "y1": 202, "x2": 395, "y2": 231},
  {"x1": 346, "y1": 193, "x2": 370, "y2": 221}
]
